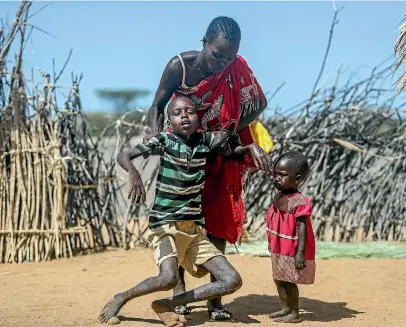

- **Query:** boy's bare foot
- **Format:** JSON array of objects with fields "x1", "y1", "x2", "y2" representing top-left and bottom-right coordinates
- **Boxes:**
[
  {"x1": 174, "y1": 305, "x2": 192, "y2": 320},
  {"x1": 268, "y1": 308, "x2": 292, "y2": 319},
  {"x1": 99, "y1": 295, "x2": 126, "y2": 323},
  {"x1": 152, "y1": 299, "x2": 188, "y2": 327},
  {"x1": 273, "y1": 311, "x2": 301, "y2": 323}
]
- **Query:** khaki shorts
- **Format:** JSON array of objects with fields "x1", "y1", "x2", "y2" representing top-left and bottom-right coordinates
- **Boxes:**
[{"x1": 147, "y1": 221, "x2": 224, "y2": 278}]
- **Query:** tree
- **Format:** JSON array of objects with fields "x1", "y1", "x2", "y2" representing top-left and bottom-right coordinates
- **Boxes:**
[{"x1": 95, "y1": 88, "x2": 150, "y2": 116}]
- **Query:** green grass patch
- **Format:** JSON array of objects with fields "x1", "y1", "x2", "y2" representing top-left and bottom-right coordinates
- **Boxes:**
[{"x1": 226, "y1": 241, "x2": 406, "y2": 259}]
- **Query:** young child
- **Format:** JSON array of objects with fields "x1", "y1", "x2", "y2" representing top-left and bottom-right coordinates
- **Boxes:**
[
  {"x1": 266, "y1": 151, "x2": 315, "y2": 323},
  {"x1": 99, "y1": 96, "x2": 244, "y2": 327}
]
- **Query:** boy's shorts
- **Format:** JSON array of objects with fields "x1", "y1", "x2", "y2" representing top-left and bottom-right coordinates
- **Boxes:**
[{"x1": 147, "y1": 221, "x2": 225, "y2": 278}]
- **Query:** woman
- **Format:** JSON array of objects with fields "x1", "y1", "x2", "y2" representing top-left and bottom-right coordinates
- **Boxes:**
[{"x1": 146, "y1": 16, "x2": 271, "y2": 321}]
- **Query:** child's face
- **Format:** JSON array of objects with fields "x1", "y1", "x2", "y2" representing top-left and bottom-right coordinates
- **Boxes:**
[
  {"x1": 168, "y1": 98, "x2": 199, "y2": 137},
  {"x1": 273, "y1": 158, "x2": 300, "y2": 192}
]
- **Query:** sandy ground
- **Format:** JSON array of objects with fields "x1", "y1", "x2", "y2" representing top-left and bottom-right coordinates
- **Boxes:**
[{"x1": 1, "y1": 248, "x2": 405, "y2": 327}]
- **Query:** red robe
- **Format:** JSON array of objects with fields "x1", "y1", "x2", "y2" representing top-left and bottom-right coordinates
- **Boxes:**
[{"x1": 171, "y1": 55, "x2": 266, "y2": 244}]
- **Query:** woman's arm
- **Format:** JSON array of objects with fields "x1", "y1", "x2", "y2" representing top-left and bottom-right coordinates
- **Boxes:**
[
  {"x1": 147, "y1": 56, "x2": 183, "y2": 132},
  {"x1": 237, "y1": 96, "x2": 267, "y2": 132}
]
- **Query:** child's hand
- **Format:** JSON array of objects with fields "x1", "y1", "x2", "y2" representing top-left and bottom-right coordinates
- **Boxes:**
[
  {"x1": 127, "y1": 169, "x2": 146, "y2": 204},
  {"x1": 294, "y1": 252, "x2": 306, "y2": 270}
]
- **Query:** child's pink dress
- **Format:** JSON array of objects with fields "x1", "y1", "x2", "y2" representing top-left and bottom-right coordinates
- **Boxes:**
[{"x1": 266, "y1": 192, "x2": 316, "y2": 284}]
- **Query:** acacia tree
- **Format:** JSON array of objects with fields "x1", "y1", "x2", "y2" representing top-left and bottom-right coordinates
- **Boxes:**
[
  {"x1": 95, "y1": 89, "x2": 150, "y2": 116},
  {"x1": 88, "y1": 88, "x2": 150, "y2": 136}
]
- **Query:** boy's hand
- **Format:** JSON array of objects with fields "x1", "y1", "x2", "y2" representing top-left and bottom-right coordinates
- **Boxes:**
[
  {"x1": 142, "y1": 133, "x2": 164, "y2": 156},
  {"x1": 127, "y1": 169, "x2": 146, "y2": 204},
  {"x1": 294, "y1": 251, "x2": 306, "y2": 270}
]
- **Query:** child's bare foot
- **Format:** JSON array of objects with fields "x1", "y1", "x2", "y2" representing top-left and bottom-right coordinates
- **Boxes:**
[
  {"x1": 152, "y1": 299, "x2": 188, "y2": 327},
  {"x1": 268, "y1": 308, "x2": 292, "y2": 319},
  {"x1": 273, "y1": 311, "x2": 301, "y2": 323},
  {"x1": 99, "y1": 294, "x2": 126, "y2": 323},
  {"x1": 174, "y1": 305, "x2": 192, "y2": 321}
]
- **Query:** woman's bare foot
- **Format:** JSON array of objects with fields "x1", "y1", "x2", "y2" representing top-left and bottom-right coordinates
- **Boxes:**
[
  {"x1": 273, "y1": 311, "x2": 301, "y2": 323},
  {"x1": 152, "y1": 299, "x2": 188, "y2": 327},
  {"x1": 99, "y1": 294, "x2": 126, "y2": 323},
  {"x1": 268, "y1": 308, "x2": 292, "y2": 319}
]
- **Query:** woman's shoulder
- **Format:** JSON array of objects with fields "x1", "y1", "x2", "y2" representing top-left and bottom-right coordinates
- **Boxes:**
[
  {"x1": 163, "y1": 51, "x2": 199, "y2": 81},
  {"x1": 232, "y1": 55, "x2": 254, "y2": 74},
  {"x1": 234, "y1": 55, "x2": 251, "y2": 67},
  {"x1": 164, "y1": 51, "x2": 196, "y2": 72}
]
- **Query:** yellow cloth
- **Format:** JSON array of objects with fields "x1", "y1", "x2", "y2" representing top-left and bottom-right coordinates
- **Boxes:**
[{"x1": 249, "y1": 120, "x2": 274, "y2": 153}]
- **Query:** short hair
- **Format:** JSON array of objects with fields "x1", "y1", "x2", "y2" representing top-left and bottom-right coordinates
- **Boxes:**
[
  {"x1": 166, "y1": 96, "x2": 196, "y2": 117},
  {"x1": 275, "y1": 151, "x2": 309, "y2": 179},
  {"x1": 203, "y1": 16, "x2": 241, "y2": 44}
]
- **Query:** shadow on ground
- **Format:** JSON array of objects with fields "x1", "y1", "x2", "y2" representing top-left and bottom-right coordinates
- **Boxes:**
[
  {"x1": 186, "y1": 294, "x2": 362, "y2": 326},
  {"x1": 118, "y1": 294, "x2": 362, "y2": 326}
]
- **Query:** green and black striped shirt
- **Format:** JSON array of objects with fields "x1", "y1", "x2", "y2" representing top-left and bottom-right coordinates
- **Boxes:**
[{"x1": 136, "y1": 131, "x2": 216, "y2": 228}]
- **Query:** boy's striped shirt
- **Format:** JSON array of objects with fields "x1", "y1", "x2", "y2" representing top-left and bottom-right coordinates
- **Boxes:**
[{"x1": 136, "y1": 131, "x2": 215, "y2": 228}]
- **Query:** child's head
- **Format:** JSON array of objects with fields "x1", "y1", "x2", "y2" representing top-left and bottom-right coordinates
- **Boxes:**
[
  {"x1": 273, "y1": 151, "x2": 309, "y2": 192},
  {"x1": 167, "y1": 96, "x2": 199, "y2": 137}
]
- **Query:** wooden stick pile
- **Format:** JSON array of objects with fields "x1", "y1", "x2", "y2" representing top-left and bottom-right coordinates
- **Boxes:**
[{"x1": 244, "y1": 63, "x2": 406, "y2": 243}]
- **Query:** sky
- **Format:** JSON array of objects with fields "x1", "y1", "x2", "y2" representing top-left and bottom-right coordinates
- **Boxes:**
[{"x1": 1, "y1": 1, "x2": 405, "y2": 113}]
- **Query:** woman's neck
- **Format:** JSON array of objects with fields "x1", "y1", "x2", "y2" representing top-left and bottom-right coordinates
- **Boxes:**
[{"x1": 193, "y1": 51, "x2": 212, "y2": 77}]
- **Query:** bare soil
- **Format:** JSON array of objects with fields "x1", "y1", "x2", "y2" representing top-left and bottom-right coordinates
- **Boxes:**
[{"x1": 1, "y1": 248, "x2": 405, "y2": 327}]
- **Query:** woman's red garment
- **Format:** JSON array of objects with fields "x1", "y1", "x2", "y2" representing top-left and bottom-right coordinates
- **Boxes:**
[
  {"x1": 172, "y1": 55, "x2": 266, "y2": 244},
  {"x1": 266, "y1": 192, "x2": 316, "y2": 284}
]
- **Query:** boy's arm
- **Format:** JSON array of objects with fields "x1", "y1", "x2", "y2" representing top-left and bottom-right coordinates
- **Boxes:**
[
  {"x1": 117, "y1": 148, "x2": 147, "y2": 204},
  {"x1": 117, "y1": 147, "x2": 147, "y2": 173},
  {"x1": 117, "y1": 133, "x2": 166, "y2": 203}
]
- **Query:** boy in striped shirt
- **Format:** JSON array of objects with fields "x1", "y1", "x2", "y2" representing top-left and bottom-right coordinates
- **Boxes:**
[{"x1": 99, "y1": 96, "x2": 244, "y2": 327}]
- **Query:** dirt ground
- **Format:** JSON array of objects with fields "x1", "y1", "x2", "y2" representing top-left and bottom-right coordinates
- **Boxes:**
[{"x1": 1, "y1": 248, "x2": 405, "y2": 327}]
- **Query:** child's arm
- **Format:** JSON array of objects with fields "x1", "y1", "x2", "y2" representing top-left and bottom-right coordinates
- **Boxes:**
[
  {"x1": 117, "y1": 133, "x2": 166, "y2": 204},
  {"x1": 117, "y1": 147, "x2": 147, "y2": 204},
  {"x1": 294, "y1": 216, "x2": 307, "y2": 270}
]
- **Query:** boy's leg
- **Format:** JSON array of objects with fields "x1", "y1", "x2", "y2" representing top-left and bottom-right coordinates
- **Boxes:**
[
  {"x1": 269, "y1": 280, "x2": 292, "y2": 318},
  {"x1": 172, "y1": 234, "x2": 229, "y2": 318},
  {"x1": 151, "y1": 255, "x2": 242, "y2": 325},
  {"x1": 206, "y1": 234, "x2": 232, "y2": 320},
  {"x1": 99, "y1": 236, "x2": 187, "y2": 326},
  {"x1": 273, "y1": 282, "x2": 301, "y2": 323},
  {"x1": 173, "y1": 267, "x2": 191, "y2": 315}
]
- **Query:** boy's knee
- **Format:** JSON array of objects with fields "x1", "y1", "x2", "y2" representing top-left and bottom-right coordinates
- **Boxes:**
[
  {"x1": 224, "y1": 269, "x2": 243, "y2": 292},
  {"x1": 157, "y1": 269, "x2": 179, "y2": 291}
]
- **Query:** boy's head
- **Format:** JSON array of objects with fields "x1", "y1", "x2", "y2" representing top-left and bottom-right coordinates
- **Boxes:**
[
  {"x1": 273, "y1": 151, "x2": 309, "y2": 192},
  {"x1": 167, "y1": 96, "x2": 199, "y2": 137}
]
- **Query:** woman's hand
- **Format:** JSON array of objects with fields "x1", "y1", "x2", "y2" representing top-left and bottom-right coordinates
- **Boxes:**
[
  {"x1": 127, "y1": 169, "x2": 146, "y2": 204},
  {"x1": 248, "y1": 144, "x2": 272, "y2": 174}
]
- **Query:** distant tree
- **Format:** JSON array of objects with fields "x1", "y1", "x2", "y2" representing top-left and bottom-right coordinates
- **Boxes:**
[
  {"x1": 95, "y1": 88, "x2": 150, "y2": 116},
  {"x1": 88, "y1": 88, "x2": 151, "y2": 136}
]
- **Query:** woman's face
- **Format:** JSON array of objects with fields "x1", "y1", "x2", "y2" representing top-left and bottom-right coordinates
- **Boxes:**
[{"x1": 202, "y1": 35, "x2": 240, "y2": 74}]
